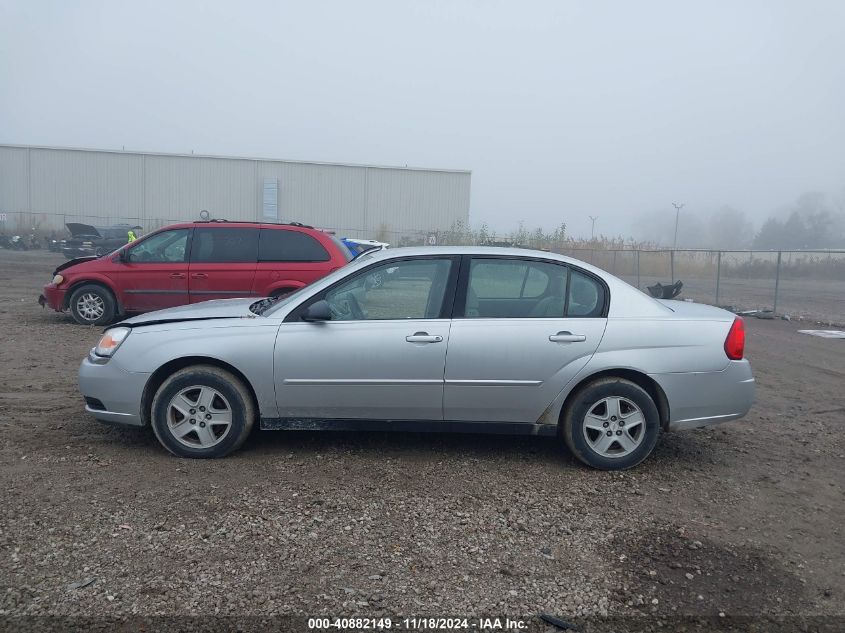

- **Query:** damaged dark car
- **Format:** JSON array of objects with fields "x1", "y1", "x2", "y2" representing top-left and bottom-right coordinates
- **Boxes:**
[{"x1": 61, "y1": 223, "x2": 141, "y2": 259}]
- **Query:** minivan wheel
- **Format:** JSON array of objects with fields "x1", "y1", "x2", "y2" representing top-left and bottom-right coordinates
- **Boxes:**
[
  {"x1": 561, "y1": 378, "x2": 660, "y2": 470},
  {"x1": 151, "y1": 365, "x2": 255, "y2": 459},
  {"x1": 68, "y1": 284, "x2": 116, "y2": 325}
]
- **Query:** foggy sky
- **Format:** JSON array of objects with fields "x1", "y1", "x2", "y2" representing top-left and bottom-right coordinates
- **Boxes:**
[{"x1": 1, "y1": 0, "x2": 844, "y2": 240}]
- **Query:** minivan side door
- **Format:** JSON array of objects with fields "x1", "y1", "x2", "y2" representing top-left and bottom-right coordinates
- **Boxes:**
[
  {"x1": 188, "y1": 227, "x2": 259, "y2": 303},
  {"x1": 273, "y1": 256, "x2": 458, "y2": 421},
  {"x1": 118, "y1": 228, "x2": 191, "y2": 312},
  {"x1": 443, "y1": 256, "x2": 608, "y2": 423}
]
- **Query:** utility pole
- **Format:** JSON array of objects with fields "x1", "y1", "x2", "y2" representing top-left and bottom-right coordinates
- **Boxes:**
[
  {"x1": 672, "y1": 202, "x2": 684, "y2": 249},
  {"x1": 588, "y1": 215, "x2": 598, "y2": 240}
]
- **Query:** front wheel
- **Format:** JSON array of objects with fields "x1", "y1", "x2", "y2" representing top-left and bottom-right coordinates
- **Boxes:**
[
  {"x1": 561, "y1": 378, "x2": 660, "y2": 470},
  {"x1": 68, "y1": 284, "x2": 116, "y2": 325},
  {"x1": 151, "y1": 365, "x2": 255, "y2": 458}
]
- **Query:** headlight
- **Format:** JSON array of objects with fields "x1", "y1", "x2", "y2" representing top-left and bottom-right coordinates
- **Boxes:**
[
  {"x1": 95, "y1": 327, "x2": 131, "y2": 357},
  {"x1": 52, "y1": 274, "x2": 64, "y2": 286}
]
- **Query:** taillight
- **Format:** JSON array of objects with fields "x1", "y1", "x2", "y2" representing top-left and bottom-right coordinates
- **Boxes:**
[{"x1": 724, "y1": 317, "x2": 745, "y2": 360}]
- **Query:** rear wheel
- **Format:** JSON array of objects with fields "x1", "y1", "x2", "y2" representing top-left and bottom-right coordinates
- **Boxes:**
[
  {"x1": 151, "y1": 365, "x2": 255, "y2": 458},
  {"x1": 68, "y1": 284, "x2": 116, "y2": 325},
  {"x1": 561, "y1": 378, "x2": 660, "y2": 470}
]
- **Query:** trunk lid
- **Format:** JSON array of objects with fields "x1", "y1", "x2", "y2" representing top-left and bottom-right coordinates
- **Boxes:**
[{"x1": 658, "y1": 299, "x2": 735, "y2": 321}]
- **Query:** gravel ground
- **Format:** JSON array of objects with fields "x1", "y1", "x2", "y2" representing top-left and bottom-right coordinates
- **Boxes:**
[{"x1": 0, "y1": 249, "x2": 843, "y2": 631}]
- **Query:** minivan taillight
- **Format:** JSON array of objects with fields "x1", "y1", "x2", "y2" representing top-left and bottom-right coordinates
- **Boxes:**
[{"x1": 724, "y1": 317, "x2": 745, "y2": 360}]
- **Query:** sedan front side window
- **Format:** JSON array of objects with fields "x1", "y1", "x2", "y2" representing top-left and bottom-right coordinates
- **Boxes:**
[{"x1": 323, "y1": 259, "x2": 453, "y2": 321}]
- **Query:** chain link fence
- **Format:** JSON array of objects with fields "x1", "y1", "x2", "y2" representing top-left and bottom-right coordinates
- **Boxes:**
[
  {"x1": 2, "y1": 211, "x2": 843, "y2": 325},
  {"x1": 556, "y1": 247, "x2": 845, "y2": 326}
]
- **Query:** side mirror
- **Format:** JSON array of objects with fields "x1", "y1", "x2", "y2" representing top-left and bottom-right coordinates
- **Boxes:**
[
  {"x1": 116, "y1": 249, "x2": 128, "y2": 263},
  {"x1": 302, "y1": 299, "x2": 332, "y2": 322}
]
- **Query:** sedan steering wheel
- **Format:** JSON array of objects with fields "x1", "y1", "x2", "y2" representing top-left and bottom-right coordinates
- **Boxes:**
[{"x1": 328, "y1": 292, "x2": 365, "y2": 320}]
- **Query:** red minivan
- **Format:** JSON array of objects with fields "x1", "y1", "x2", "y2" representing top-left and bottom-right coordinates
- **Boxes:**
[{"x1": 39, "y1": 221, "x2": 351, "y2": 325}]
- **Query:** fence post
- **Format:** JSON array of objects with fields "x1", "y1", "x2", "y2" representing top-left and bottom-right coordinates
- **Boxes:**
[
  {"x1": 715, "y1": 250, "x2": 722, "y2": 306},
  {"x1": 670, "y1": 250, "x2": 675, "y2": 284},
  {"x1": 612, "y1": 250, "x2": 617, "y2": 274},
  {"x1": 636, "y1": 250, "x2": 641, "y2": 289},
  {"x1": 773, "y1": 250, "x2": 782, "y2": 314}
]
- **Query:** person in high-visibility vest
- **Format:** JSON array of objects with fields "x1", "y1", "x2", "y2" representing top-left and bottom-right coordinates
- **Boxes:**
[{"x1": 127, "y1": 230, "x2": 137, "y2": 243}]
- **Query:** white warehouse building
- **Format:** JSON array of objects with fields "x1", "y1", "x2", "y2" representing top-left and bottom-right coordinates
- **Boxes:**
[{"x1": 0, "y1": 144, "x2": 471, "y2": 241}]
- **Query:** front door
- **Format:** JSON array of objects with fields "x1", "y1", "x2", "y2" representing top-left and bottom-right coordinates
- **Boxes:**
[
  {"x1": 444, "y1": 257, "x2": 608, "y2": 423},
  {"x1": 274, "y1": 257, "x2": 458, "y2": 420},
  {"x1": 188, "y1": 227, "x2": 259, "y2": 303},
  {"x1": 119, "y1": 228, "x2": 190, "y2": 312}
]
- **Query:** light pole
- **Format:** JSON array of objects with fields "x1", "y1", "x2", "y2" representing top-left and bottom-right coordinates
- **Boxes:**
[
  {"x1": 588, "y1": 215, "x2": 598, "y2": 241},
  {"x1": 671, "y1": 202, "x2": 684, "y2": 284},
  {"x1": 672, "y1": 202, "x2": 684, "y2": 249}
]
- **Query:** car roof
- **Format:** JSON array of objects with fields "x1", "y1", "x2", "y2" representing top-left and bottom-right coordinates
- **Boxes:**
[
  {"x1": 163, "y1": 220, "x2": 319, "y2": 229},
  {"x1": 360, "y1": 245, "x2": 594, "y2": 268}
]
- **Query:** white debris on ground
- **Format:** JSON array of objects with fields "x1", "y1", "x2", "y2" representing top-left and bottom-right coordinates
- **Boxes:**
[{"x1": 797, "y1": 330, "x2": 845, "y2": 338}]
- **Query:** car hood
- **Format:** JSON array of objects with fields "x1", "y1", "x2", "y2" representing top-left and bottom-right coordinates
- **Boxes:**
[
  {"x1": 115, "y1": 298, "x2": 261, "y2": 328},
  {"x1": 53, "y1": 256, "x2": 98, "y2": 275},
  {"x1": 66, "y1": 222, "x2": 102, "y2": 238}
]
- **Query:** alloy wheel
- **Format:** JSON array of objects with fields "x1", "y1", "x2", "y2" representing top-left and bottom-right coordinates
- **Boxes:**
[
  {"x1": 76, "y1": 293, "x2": 105, "y2": 322},
  {"x1": 166, "y1": 386, "x2": 233, "y2": 449},
  {"x1": 582, "y1": 396, "x2": 645, "y2": 458}
]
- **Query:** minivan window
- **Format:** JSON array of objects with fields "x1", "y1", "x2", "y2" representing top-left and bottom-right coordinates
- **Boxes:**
[
  {"x1": 127, "y1": 229, "x2": 189, "y2": 263},
  {"x1": 259, "y1": 229, "x2": 331, "y2": 262},
  {"x1": 191, "y1": 227, "x2": 258, "y2": 263}
]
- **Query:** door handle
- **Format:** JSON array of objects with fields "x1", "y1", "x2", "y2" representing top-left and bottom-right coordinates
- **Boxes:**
[
  {"x1": 169, "y1": 272, "x2": 186, "y2": 279},
  {"x1": 406, "y1": 332, "x2": 443, "y2": 344},
  {"x1": 549, "y1": 331, "x2": 586, "y2": 343},
  {"x1": 190, "y1": 273, "x2": 208, "y2": 279}
]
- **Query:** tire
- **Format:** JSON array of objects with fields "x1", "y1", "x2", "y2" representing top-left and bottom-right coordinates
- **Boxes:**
[
  {"x1": 270, "y1": 288, "x2": 296, "y2": 299},
  {"x1": 68, "y1": 284, "x2": 116, "y2": 325},
  {"x1": 561, "y1": 377, "x2": 660, "y2": 470},
  {"x1": 151, "y1": 365, "x2": 255, "y2": 459}
]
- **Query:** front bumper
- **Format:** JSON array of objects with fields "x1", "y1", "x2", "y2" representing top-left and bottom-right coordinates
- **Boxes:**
[
  {"x1": 40, "y1": 283, "x2": 67, "y2": 312},
  {"x1": 78, "y1": 351, "x2": 150, "y2": 427},
  {"x1": 651, "y1": 359, "x2": 756, "y2": 431}
]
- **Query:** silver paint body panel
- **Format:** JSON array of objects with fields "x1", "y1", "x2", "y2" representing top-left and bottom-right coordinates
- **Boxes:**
[{"x1": 77, "y1": 247, "x2": 755, "y2": 434}]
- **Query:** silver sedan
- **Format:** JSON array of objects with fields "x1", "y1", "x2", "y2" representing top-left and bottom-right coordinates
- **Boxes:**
[{"x1": 78, "y1": 247, "x2": 755, "y2": 470}]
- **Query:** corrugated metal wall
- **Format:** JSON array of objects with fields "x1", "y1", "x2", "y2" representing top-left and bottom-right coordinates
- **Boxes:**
[{"x1": 0, "y1": 145, "x2": 471, "y2": 238}]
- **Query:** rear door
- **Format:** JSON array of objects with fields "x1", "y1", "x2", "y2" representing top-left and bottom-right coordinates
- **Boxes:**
[
  {"x1": 189, "y1": 227, "x2": 259, "y2": 303},
  {"x1": 444, "y1": 257, "x2": 608, "y2": 423},
  {"x1": 119, "y1": 228, "x2": 191, "y2": 312}
]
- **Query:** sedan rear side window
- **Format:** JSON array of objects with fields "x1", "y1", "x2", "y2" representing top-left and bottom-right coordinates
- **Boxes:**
[
  {"x1": 465, "y1": 258, "x2": 567, "y2": 318},
  {"x1": 191, "y1": 228, "x2": 258, "y2": 263},
  {"x1": 259, "y1": 229, "x2": 330, "y2": 262}
]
